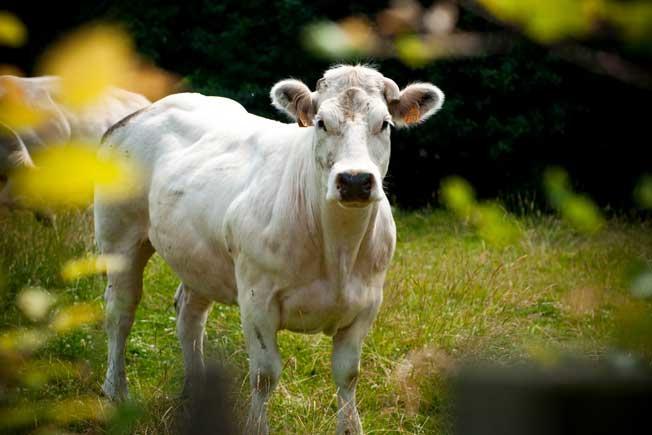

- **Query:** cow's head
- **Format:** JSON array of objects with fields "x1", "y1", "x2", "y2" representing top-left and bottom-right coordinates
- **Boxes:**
[{"x1": 271, "y1": 65, "x2": 444, "y2": 208}]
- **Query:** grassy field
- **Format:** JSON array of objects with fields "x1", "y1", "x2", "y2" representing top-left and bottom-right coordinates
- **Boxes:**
[{"x1": 1, "y1": 208, "x2": 651, "y2": 434}]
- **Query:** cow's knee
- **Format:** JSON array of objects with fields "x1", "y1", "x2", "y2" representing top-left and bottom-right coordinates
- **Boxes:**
[{"x1": 333, "y1": 348, "x2": 360, "y2": 391}]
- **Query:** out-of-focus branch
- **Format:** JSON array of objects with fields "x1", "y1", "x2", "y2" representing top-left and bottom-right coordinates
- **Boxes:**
[
  {"x1": 553, "y1": 44, "x2": 652, "y2": 89},
  {"x1": 457, "y1": 0, "x2": 652, "y2": 89}
]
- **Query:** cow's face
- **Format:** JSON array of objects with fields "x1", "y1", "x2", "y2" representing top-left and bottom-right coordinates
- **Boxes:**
[{"x1": 271, "y1": 65, "x2": 444, "y2": 208}]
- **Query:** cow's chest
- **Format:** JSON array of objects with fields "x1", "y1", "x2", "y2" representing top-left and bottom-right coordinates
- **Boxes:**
[{"x1": 276, "y1": 277, "x2": 380, "y2": 336}]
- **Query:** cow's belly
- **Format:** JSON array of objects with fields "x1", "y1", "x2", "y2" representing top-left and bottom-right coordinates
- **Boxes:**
[
  {"x1": 148, "y1": 214, "x2": 238, "y2": 305},
  {"x1": 277, "y1": 278, "x2": 380, "y2": 336}
]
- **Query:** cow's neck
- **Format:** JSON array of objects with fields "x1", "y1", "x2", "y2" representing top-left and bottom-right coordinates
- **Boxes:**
[
  {"x1": 287, "y1": 128, "x2": 376, "y2": 286},
  {"x1": 321, "y1": 202, "x2": 376, "y2": 288}
]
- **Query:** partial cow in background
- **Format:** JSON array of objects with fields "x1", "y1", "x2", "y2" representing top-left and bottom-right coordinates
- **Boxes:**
[
  {"x1": 96, "y1": 64, "x2": 444, "y2": 434},
  {"x1": 0, "y1": 75, "x2": 150, "y2": 210}
]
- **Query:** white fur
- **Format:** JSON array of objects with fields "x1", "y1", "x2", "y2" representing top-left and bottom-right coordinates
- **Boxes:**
[{"x1": 95, "y1": 65, "x2": 443, "y2": 434}]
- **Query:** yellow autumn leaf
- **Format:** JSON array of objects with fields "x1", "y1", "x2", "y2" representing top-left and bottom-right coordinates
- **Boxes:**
[
  {"x1": 0, "y1": 328, "x2": 50, "y2": 353},
  {"x1": 61, "y1": 254, "x2": 126, "y2": 281},
  {"x1": 37, "y1": 24, "x2": 134, "y2": 109},
  {"x1": 0, "y1": 77, "x2": 46, "y2": 129},
  {"x1": 479, "y1": 0, "x2": 598, "y2": 43},
  {"x1": 395, "y1": 34, "x2": 433, "y2": 68},
  {"x1": 47, "y1": 396, "x2": 112, "y2": 424},
  {"x1": 0, "y1": 11, "x2": 27, "y2": 47},
  {"x1": 11, "y1": 141, "x2": 142, "y2": 208},
  {"x1": 50, "y1": 303, "x2": 102, "y2": 333}
]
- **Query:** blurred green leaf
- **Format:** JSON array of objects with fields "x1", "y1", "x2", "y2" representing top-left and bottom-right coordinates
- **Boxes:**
[
  {"x1": 440, "y1": 176, "x2": 475, "y2": 219},
  {"x1": 303, "y1": 21, "x2": 357, "y2": 59},
  {"x1": 474, "y1": 202, "x2": 522, "y2": 247},
  {"x1": 544, "y1": 167, "x2": 604, "y2": 234},
  {"x1": 631, "y1": 269, "x2": 652, "y2": 299},
  {"x1": 107, "y1": 401, "x2": 145, "y2": 435},
  {"x1": 634, "y1": 174, "x2": 652, "y2": 209},
  {"x1": 561, "y1": 194, "x2": 605, "y2": 234}
]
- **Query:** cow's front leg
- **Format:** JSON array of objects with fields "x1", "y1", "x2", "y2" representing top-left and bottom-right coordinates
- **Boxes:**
[
  {"x1": 175, "y1": 283, "x2": 212, "y2": 396},
  {"x1": 332, "y1": 306, "x2": 378, "y2": 435},
  {"x1": 237, "y1": 266, "x2": 282, "y2": 435}
]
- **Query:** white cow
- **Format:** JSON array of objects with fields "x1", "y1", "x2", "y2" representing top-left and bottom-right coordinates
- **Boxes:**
[
  {"x1": 95, "y1": 65, "x2": 444, "y2": 434},
  {"x1": 0, "y1": 75, "x2": 150, "y2": 209}
]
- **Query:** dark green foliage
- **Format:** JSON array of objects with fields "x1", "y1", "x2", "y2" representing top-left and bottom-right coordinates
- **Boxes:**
[{"x1": 3, "y1": 0, "x2": 651, "y2": 209}]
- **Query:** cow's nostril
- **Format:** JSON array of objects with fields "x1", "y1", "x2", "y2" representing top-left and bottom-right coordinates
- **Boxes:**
[{"x1": 336, "y1": 172, "x2": 374, "y2": 202}]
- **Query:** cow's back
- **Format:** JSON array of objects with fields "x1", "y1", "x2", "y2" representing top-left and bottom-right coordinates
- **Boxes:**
[{"x1": 95, "y1": 92, "x2": 293, "y2": 302}]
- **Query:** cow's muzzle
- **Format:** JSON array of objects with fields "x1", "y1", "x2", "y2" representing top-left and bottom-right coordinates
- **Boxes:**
[{"x1": 336, "y1": 171, "x2": 374, "y2": 204}]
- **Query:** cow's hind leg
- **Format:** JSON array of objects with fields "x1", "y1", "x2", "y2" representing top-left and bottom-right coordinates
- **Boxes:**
[
  {"x1": 175, "y1": 283, "x2": 212, "y2": 396},
  {"x1": 101, "y1": 239, "x2": 154, "y2": 401}
]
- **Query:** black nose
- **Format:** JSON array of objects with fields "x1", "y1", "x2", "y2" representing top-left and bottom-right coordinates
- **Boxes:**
[{"x1": 336, "y1": 172, "x2": 374, "y2": 202}]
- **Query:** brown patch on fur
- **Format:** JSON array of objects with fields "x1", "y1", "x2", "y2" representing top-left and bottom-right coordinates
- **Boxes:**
[
  {"x1": 403, "y1": 106, "x2": 421, "y2": 124},
  {"x1": 389, "y1": 92, "x2": 422, "y2": 125},
  {"x1": 101, "y1": 107, "x2": 148, "y2": 143}
]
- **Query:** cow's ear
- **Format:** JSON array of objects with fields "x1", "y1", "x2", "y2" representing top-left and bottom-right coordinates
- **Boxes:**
[
  {"x1": 388, "y1": 83, "x2": 444, "y2": 128},
  {"x1": 270, "y1": 79, "x2": 316, "y2": 127}
]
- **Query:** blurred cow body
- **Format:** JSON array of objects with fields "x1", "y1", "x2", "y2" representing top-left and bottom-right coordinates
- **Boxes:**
[
  {"x1": 0, "y1": 75, "x2": 150, "y2": 209},
  {"x1": 95, "y1": 65, "x2": 444, "y2": 434}
]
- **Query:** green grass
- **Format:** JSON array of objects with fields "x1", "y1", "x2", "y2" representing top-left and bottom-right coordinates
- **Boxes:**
[{"x1": 1, "y1": 208, "x2": 652, "y2": 434}]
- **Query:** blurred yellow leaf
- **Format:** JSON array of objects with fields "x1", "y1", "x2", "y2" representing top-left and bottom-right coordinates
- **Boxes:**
[
  {"x1": 14, "y1": 359, "x2": 82, "y2": 389},
  {"x1": 38, "y1": 24, "x2": 134, "y2": 109},
  {"x1": 50, "y1": 303, "x2": 102, "y2": 333},
  {"x1": 16, "y1": 287, "x2": 56, "y2": 321},
  {"x1": 0, "y1": 328, "x2": 49, "y2": 353},
  {"x1": 608, "y1": 1, "x2": 652, "y2": 42},
  {"x1": 61, "y1": 254, "x2": 126, "y2": 281},
  {"x1": 0, "y1": 11, "x2": 27, "y2": 47},
  {"x1": 0, "y1": 77, "x2": 46, "y2": 129},
  {"x1": 11, "y1": 141, "x2": 142, "y2": 208},
  {"x1": 47, "y1": 396, "x2": 112, "y2": 423},
  {"x1": 123, "y1": 61, "x2": 180, "y2": 101},
  {"x1": 0, "y1": 397, "x2": 110, "y2": 429},
  {"x1": 479, "y1": 0, "x2": 598, "y2": 43},
  {"x1": 395, "y1": 34, "x2": 433, "y2": 67},
  {"x1": 440, "y1": 176, "x2": 475, "y2": 218}
]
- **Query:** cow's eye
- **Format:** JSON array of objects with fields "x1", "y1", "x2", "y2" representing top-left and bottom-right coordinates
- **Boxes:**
[
  {"x1": 381, "y1": 120, "x2": 390, "y2": 131},
  {"x1": 317, "y1": 119, "x2": 327, "y2": 132}
]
